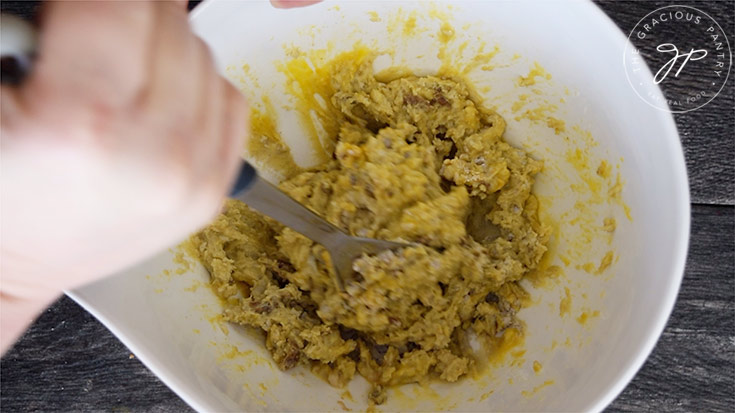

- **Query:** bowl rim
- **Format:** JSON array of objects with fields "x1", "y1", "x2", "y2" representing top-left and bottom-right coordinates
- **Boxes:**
[
  {"x1": 582, "y1": 1, "x2": 691, "y2": 411},
  {"x1": 70, "y1": 1, "x2": 692, "y2": 412}
]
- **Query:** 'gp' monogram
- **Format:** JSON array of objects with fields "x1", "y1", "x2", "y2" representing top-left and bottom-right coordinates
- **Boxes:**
[{"x1": 653, "y1": 43, "x2": 708, "y2": 84}]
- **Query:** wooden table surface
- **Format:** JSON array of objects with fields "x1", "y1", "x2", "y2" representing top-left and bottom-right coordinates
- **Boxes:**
[{"x1": 1, "y1": 1, "x2": 733, "y2": 412}]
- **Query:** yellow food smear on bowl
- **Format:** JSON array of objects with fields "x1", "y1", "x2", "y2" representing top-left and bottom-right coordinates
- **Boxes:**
[
  {"x1": 438, "y1": 22, "x2": 455, "y2": 44},
  {"x1": 521, "y1": 380, "x2": 555, "y2": 397},
  {"x1": 603, "y1": 217, "x2": 616, "y2": 232},
  {"x1": 532, "y1": 360, "x2": 543, "y2": 374},
  {"x1": 559, "y1": 287, "x2": 572, "y2": 317},
  {"x1": 597, "y1": 160, "x2": 612, "y2": 178},
  {"x1": 518, "y1": 62, "x2": 551, "y2": 87},
  {"x1": 576, "y1": 310, "x2": 600, "y2": 326},
  {"x1": 565, "y1": 148, "x2": 603, "y2": 194},
  {"x1": 576, "y1": 250, "x2": 615, "y2": 275},
  {"x1": 403, "y1": 14, "x2": 418, "y2": 36},
  {"x1": 247, "y1": 97, "x2": 301, "y2": 178},
  {"x1": 367, "y1": 11, "x2": 380, "y2": 22}
]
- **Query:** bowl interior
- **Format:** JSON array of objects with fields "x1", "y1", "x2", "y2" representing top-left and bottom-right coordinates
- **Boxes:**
[{"x1": 70, "y1": 1, "x2": 689, "y2": 412}]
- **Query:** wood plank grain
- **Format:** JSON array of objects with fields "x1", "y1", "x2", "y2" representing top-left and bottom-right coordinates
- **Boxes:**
[
  {"x1": 594, "y1": 0, "x2": 735, "y2": 205},
  {"x1": 0, "y1": 298, "x2": 192, "y2": 412},
  {"x1": 606, "y1": 204, "x2": 734, "y2": 413}
]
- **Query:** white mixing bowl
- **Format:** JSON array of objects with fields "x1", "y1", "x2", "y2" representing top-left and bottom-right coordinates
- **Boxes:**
[{"x1": 69, "y1": 1, "x2": 690, "y2": 411}]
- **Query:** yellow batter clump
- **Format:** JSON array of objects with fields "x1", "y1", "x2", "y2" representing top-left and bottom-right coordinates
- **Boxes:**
[{"x1": 192, "y1": 52, "x2": 549, "y2": 404}]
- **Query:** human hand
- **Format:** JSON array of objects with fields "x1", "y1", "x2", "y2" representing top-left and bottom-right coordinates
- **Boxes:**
[
  {"x1": 0, "y1": 0, "x2": 322, "y2": 354},
  {"x1": 0, "y1": 0, "x2": 246, "y2": 351}
]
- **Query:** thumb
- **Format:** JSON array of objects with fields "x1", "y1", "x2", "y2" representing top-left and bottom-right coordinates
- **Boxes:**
[
  {"x1": 170, "y1": 0, "x2": 190, "y2": 10},
  {"x1": 271, "y1": 0, "x2": 322, "y2": 9}
]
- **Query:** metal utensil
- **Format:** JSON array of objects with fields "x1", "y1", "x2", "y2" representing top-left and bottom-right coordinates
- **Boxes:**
[{"x1": 230, "y1": 163, "x2": 408, "y2": 290}]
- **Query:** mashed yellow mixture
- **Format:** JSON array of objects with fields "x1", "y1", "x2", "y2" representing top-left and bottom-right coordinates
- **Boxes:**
[{"x1": 192, "y1": 53, "x2": 550, "y2": 404}]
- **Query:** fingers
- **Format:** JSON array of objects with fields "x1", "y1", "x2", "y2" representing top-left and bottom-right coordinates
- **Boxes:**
[
  {"x1": 171, "y1": 0, "x2": 189, "y2": 9},
  {"x1": 187, "y1": 79, "x2": 248, "y2": 229},
  {"x1": 219, "y1": 81, "x2": 249, "y2": 196},
  {"x1": 10, "y1": 0, "x2": 247, "y2": 228},
  {"x1": 24, "y1": 1, "x2": 154, "y2": 119},
  {"x1": 190, "y1": 36, "x2": 226, "y2": 195},
  {"x1": 143, "y1": 2, "x2": 247, "y2": 218},
  {"x1": 142, "y1": 2, "x2": 200, "y2": 131},
  {"x1": 135, "y1": 0, "x2": 208, "y2": 200},
  {"x1": 271, "y1": 0, "x2": 322, "y2": 9}
]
